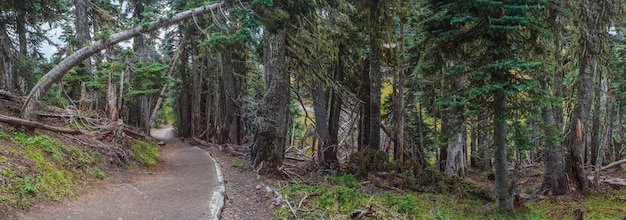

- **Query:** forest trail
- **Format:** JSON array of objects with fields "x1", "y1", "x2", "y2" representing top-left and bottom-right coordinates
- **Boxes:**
[{"x1": 19, "y1": 127, "x2": 224, "y2": 220}]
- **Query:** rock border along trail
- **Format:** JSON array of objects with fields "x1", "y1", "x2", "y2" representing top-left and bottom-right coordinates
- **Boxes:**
[{"x1": 19, "y1": 127, "x2": 225, "y2": 220}]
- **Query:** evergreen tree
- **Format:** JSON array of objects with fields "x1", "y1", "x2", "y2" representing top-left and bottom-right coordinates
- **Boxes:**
[{"x1": 419, "y1": 0, "x2": 548, "y2": 210}]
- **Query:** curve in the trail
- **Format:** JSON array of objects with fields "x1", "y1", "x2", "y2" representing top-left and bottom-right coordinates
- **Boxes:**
[{"x1": 20, "y1": 127, "x2": 224, "y2": 220}]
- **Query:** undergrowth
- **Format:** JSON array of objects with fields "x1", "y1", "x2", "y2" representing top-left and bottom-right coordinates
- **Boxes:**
[
  {"x1": 0, "y1": 129, "x2": 106, "y2": 213},
  {"x1": 275, "y1": 173, "x2": 626, "y2": 219},
  {"x1": 129, "y1": 138, "x2": 160, "y2": 167}
]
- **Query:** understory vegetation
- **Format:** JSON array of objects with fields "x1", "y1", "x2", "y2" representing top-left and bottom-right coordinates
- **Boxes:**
[
  {"x1": 0, "y1": 124, "x2": 158, "y2": 214},
  {"x1": 275, "y1": 174, "x2": 626, "y2": 219}
]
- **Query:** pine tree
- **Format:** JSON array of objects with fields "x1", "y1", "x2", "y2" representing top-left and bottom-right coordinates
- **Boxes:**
[{"x1": 419, "y1": 0, "x2": 549, "y2": 210}]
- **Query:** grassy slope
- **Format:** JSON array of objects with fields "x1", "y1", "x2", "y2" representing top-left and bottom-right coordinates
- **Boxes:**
[{"x1": 0, "y1": 124, "x2": 159, "y2": 215}]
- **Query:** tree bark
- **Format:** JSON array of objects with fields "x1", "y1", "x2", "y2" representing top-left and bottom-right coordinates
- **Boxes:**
[
  {"x1": 328, "y1": 44, "x2": 344, "y2": 152},
  {"x1": 393, "y1": 22, "x2": 405, "y2": 162},
  {"x1": 445, "y1": 123, "x2": 465, "y2": 177},
  {"x1": 221, "y1": 50, "x2": 240, "y2": 144},
  {"x1": 358, "y1": 55, "x2": 371, "y2": 151},
  {"x1": 176, "y1": 36, "x2": 192, "y2": 137},
  {"x1": 367, "y1": 0, "x2": 382, "y2": 151},
  {"x1": 191, "y1": 38, "x2": 202, "y2": 137},
  {"x1": 595, "y1": 88, "x2": 613, "y2": 185},
  {"x1": 250, "y1": 29, "x2": 289, "y2": 174},
  {"x1": 75, "y1": 0, "x2": 93, "y2": 111},
  {"x1": 539, "y1": 80, "x2": 568, "y2": 195},
  {"x1": 0, "y1": 114, "x2": 81, "y2": 134},
  {"x1": 562, "y1": 0, "x2": 599, "y2": 192},
  {"x1": 0, "y1": 23, "x2": 14, "y2": 90},
  {"x1": 16, "y1": 10, "x2": 28, "y2": 93},
  {"x1": 494, "y1": 86, "x2": 512, "y2": 210},
  {"x1": 312, "y1": 82, "x2": 336, "y2": 168},
  {"x1": 444, "y1": 66, "x2": 465, "y2": 178},
  {"x1": 20, "y1": 1, "x2": 225, "y2": 119},
  {"x1": 590, "y1": 71, "x2": 602, "y2": 165}
]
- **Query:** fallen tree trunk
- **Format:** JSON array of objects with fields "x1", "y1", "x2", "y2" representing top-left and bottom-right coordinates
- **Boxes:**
[
  {"x1": 0, "y1": 114, "x2": 81, "y2": 134},
  {"x1": 602, "y1": 158, "x2": 626, "y2": 171},
  {"x1": 20, "y1": 1, "x2": 225, "y2": 119},
  {"x1": 191, "y1": 137, "x2": 221, "y2": 148}
]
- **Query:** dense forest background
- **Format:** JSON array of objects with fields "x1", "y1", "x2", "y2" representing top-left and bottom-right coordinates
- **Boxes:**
[{"x1": 2, "y1": 0, "x2": 626, "y2": 215}]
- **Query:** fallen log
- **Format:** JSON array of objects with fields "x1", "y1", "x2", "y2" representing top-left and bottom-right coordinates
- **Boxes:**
[
  {"x1": 602, "y1": 158, "x2": 626, "y2": 171},
  {"x1": 0, "y1": 114, "x2": 81, "y2": 134},
  {"x1": 191, "y1": 137, "x2": 221, "y2": 148}
]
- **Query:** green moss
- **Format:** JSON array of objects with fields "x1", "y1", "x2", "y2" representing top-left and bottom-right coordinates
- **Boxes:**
[
  {"x1": 0, "y1": 131, "x2": 108, "y2": 212},
  {"x1": 229, "y1": 159, "x2": 248, "y2": 169},
  {"x1": 129, "y1": 139, "x2": 160, "y2": 167}
]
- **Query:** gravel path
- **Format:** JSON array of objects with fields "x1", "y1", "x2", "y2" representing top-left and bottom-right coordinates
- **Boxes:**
[{"x1": 19, "y1": 127, "x2": 223, "y2": 220}]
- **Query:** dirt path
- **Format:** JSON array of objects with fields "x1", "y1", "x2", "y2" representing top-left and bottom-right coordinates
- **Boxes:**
[{"x1": 19, "y1": 127, "x2": 224, "y2": 220}]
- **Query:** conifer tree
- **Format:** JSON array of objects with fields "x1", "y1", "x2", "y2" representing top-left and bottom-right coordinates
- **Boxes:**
[{"x1": 420, "y1": 0, "x2": 548, "y2": 210}]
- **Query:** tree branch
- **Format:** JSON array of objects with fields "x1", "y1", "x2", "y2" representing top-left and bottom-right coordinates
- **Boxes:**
[{"x1": 20, "y1": 1, "x2": 225, "y2": 119}]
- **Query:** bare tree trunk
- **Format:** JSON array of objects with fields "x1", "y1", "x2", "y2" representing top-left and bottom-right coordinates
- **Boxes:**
[
  {"x1": 444, "y1": 67, "x2": 465, "y2": 177},
  {"x1": 562, "y1": 0, "x2": 601, "y2": 192},
  {"x1": 221, "y1": 50, "x2": 240, "y2": 144},
  {"x1": 539, "y1": 79, "x2": 568, "y2": 195},
  {"x1": 205, "y1": 66, "x2": 213, "y2": 142},
  {"x1": 75, "y1": 0, "x2": 93, "y2": 110},
  {"x1": 590, "y1": 71, "x2": 602, "y2": 165},
  {"x1": 392, "y1": 22, "x2": 406, "y2": 162},
  {"x1": 312, "y1": 82, "x2": 336, "y2": 168},
  {"x1": 328, "y1": 44, "x2": 344, "y2": 152},
  {"x1": 616, "y1": 105, "x2": 623, "y2": 161},
  {"x1": 20, "y1": 1, "x2": 225, "y2": 119},
  {"x1": 358, "y1": 56, "x2": 371, "y2": 151},
  {"x1": 416, "y1": 103, "x2": 426, "y2": 167},
  {"x1": 367, "y1": 0, "x2": 382, "y2": 151},
  {"x1": 107, "y1": 69, "x2": 119, "y2": 123},
  {"x1": 595, "y1": 87, "x2": 614, "y2": 185},
  {"x1": 16, "y1": 11, "x2": 28, "y2": 94},
  {"x1": 445, "y1": 123, "x2": 465, "y2": 177},
  {"x1": 0, "y1": 24, "x2": 14, "y2": 90},
  {"x1": 191, "y1": 39, "x2": 202, "y2": 137},
  {"x1": 250, "y1": 29, "x2": 289, "y2": 174},
  {"x1": 176, "y1": 38, "x2": 192, "y2": 137},
  {"x1": 494, "y1": 86, "x2": 512, "y2": 210}
]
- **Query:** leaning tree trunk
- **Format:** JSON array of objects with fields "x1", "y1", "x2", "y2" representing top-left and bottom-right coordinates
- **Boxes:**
[
  {"x1": 250, "y1": 29, "x2": 289, "y2": 174},
  {"x1": 20, "y1": 1, "x2": 225, "y2": 119}
]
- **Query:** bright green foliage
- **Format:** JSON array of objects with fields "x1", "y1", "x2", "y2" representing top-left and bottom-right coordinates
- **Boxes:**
[
  {"x1": 129, "y1": 139, "x2": 160, "y2": 167},
  {"x1": 128, "y1": 61, "x2": 170, "y2": 96},
  {"x1": 0, "y1": 131, "x2": 106, "y2": 211},
  {"x1": 229, "y1": 159, "x2": 248, "y2": 169}
]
